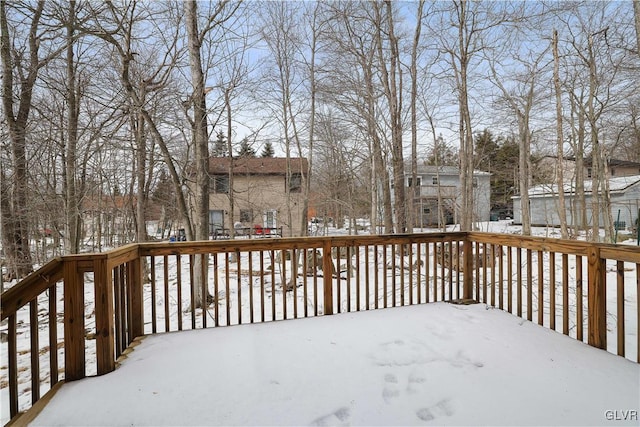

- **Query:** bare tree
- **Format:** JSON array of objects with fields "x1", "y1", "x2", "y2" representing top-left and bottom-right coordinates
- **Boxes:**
[
  {"x1": 374, "y1": 1, "x2": 406, "y2": 233},
  {"x1": 488, "y1": 51, "x2": 546, "y2": 236},
  {"x1": 408, "y1": 0, "x2": 425, "y2": 231},
  {"x1": 634, "y1": 0, "x2": 640, "y2": 55},
  {"x1": 1, "y1": 1, "x2": 61, "y2": 278},
  {"x1": 259, "y1": 1, "x2": 307, "y2": 237},
  {"x1": 553, "y1": 29, "x2": 569, "y2": 239},
  {"x1": 321, "y1": 1, "x2": 392, "y2": 233}
]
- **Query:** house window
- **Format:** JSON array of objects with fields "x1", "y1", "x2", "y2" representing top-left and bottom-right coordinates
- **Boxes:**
[
  {"x1": 432, "y1": 177, "x2": 438, "y2": 185},
  {"x1": 408, "y1": 177, "x2": 422, "y2": 187},
  {"x1": 288, "y1": 173, "x2": 302, "y2": 193},
  {"x1": 264, "y1": 209, "x2": 277, "y2": 228},
  {"x1": 587, "y1": 168, "x2": 592, "y2": 178},
  {"x1": 210, "y1": 175, "x2": 229, "y2": 193},
  {"x1": 240, "y1": 209, "x2": 253, "y2": 223},
  {"x1": 209, "y1": 210, "x2": 224, "y2": 231}
]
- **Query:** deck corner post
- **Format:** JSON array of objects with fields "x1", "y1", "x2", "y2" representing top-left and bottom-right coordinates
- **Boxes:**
[
  {"x1": 323, "y1": 240, "x2": 334, "y2": 315},
  {"x1": 462, "y1": 238, "x2": 474, "y2": 300},
  {"x1": 128, "y1": 254, "x2": 144, "y2": 340},
  {"x1": 94, "y1": 256, "x2": 115, "y2": 375},
  {"x1": 587, "y1": 246, "x2": 606, "y2": 350},
  {"x1": 63, "y1": 258, "x2": 86, "y2": 381}
]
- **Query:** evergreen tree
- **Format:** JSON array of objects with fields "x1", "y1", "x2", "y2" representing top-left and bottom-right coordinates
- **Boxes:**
[
  {"x1": 425, "y1": 135, "x2": 458, "y2": 166},
  {"x1": 237, "y1": 138, "x2": 256, "y2": 157},
  {"x1": 261, "y1": 141, "x2": 275, "y2": 158},
  {"x1": 474, "y1": 129, "x2": 520, "y2": 212},
  {"x1": 213, "y1": 131, "x2": 228, "y2": 157}
]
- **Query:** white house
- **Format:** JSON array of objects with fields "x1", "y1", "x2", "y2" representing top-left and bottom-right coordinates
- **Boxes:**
[
  {"x1": 398, "y1": 165, "x2": 491, "y2": 228},
  {"x1": 512, "y1": 175, "x2": 640, "y2": 230}
]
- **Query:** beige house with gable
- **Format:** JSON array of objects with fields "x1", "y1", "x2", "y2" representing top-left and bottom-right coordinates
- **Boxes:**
[{"x1": 207, "y1": 157, "x2": 308, "y2": 237}]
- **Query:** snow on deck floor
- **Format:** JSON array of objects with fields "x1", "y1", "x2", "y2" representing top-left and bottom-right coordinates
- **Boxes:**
[{"x1": 31, "y1": 303, "x2": 639, "y2": 426}]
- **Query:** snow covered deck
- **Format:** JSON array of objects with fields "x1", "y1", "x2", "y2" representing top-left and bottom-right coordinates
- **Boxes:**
[{"x1": 30, "y1": 303, "x2": 639, "y2": 426}]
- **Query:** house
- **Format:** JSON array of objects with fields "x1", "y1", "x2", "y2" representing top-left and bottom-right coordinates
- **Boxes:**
[
  {"x1": 400, "y1": 164, "x2": 491, "y2": 227},
  {"x1": 512, "y1": 175, "x2": 640, "y2": 230},
  {"x1": 535, "y1": 156, "x2": 640, "y2": 184},
  {"x1": 584, "y1": 158, "x2": 640, "y2": 178},
  {"x1": 207, "y1": 157, "x2": 309, "y2": 237}
]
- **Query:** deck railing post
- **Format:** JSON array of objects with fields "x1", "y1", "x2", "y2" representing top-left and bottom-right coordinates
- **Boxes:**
[
  {"x1": 587, "y1": 246, "x2": 607, "y2": 350},
  {"x1": 127, "y1": 254, "x2": 144, "y2": 341},
  {"x1": 63, "y1": 258, "x2": 86, "y2": 380},
  {"x1": 463, "y1": 237, "x2": 474, "y2": 300},
  {"x1": 94, "y1": 256, "x2": 115, "y2": 375},
  {"x1": 323, "y1": 240, "x2": 334, "y2": 315}
]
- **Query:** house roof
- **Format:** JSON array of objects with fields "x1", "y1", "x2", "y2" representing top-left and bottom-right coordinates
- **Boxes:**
[
  {"x1": 519, "y1": 175, "x2": 640, "y2": 198},
  {"x1": 581, "y1": 158, "x2": 640, "y2": 168},
  {"x1": 403, "y1": 164, "x2": 490, "y2": 176},
  {"x1": 208, "y1": 157, "x2": 309, "y2": 175}
]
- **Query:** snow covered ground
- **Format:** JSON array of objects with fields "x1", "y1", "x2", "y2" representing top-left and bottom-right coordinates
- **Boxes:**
[{"x1": 29, "y1": 302, "x2": 640, "y2": 426}]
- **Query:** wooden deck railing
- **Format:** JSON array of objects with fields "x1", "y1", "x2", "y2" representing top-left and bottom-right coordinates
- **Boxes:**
[{"x1": 1, "y1": 232, "x2": 638, "y2": 425}]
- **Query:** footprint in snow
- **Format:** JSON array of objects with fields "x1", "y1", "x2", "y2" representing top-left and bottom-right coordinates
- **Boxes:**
[
  {"x1": 416, "y1": 398, "x2": 455, "y2": 422},
  {"x1": 310, "y1": 406, "x2": 351, "y2": 426},
  {"x1": 382, "y1": 369, "x2": 427, "y2": 402}
]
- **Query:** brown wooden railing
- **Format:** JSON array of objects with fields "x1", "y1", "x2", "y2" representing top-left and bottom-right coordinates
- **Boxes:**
[{"x1": 1, "y1": 232, "x2": 638, "y2": 425}]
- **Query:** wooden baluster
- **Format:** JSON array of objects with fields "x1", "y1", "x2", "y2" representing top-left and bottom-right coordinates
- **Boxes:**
[
  {"x1": 356, "y1": 246, "x2": 361, "y2": 311},
  {"x1": 176, "y1": 255, "x2": 183, "y2": 331},
  {"x1": 323, "y1": 241, "x2": 333, "y2": 315},
  {"x1": 527, "y1": 249, "x2": 533, "y2": 321},
  {"x1": 237, "y1": 250, "x2": 243, "y2": 325},
  {"x1": 8, "y1": 314, "x2": 18, "y2": 418},
  {"x1": 538, "y1": 251, "x2": 544, "y2": 326},
  {"x1": 249, "y1": 251, "x2": 255, "y2": 323},
  {"x1": 587, "y1": 248, "x2": 606, "y2": 349},
  {"x1": 517, "y1": 248, "x2": 522, "y2": 318},
  {"x1": 577, "y1": 255, "x2": 583, "y2": 341},
  {"x1": 507, "y1": 246, "x2": 513, "y2": 313},
  {"x1": 616, "y1": 261, "x2": 625, "y2": 357},
  {"x1": 64, "y1": 259, "x2": 85, "y2": 381},
  {"x1": 550, "y1": 252, "x2": 556, "y2": 331},
  {"x1": 189, "y1": 255, "x2": 196, "y2": 329},
  {"x1": 49, "y1": 284, "x2": 59, "y2": 386},
  {"x1": 562, "y1": 254, "x2": 569, "y2": 335},
  {"x1": 94, "y1": 257, "x2": 114, "y2": 376},
  {"x1": 164, "y1": 255, "x2": 170, "y2": 332},
  {"x1": 151, "y1": 256, "x2": 157, "y2": 334},
  {"x1": 30, "y1": 299, "x2": 40, "y2": 403}
]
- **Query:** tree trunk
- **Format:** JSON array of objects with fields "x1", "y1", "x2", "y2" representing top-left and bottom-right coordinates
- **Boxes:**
[
  {"x1": 135, "y1": 110, "x2": 147, "y2": 243},
  {"x1": 141, "y1": 110, "x2": 194, "y2": 240},
  {"x1": 0, "y1": 1, "x2": 45, "y2": 278},
  {"x1": 409, "y1": 1, "x2": 424, "y2": 231},
  {"x1": 455, "y1": 0, "x2": 475, "y2": 232},
  {"x1": 634, "y1": 0, "x2": 640, "y2": 55},
  {"x1": 518, "y1": 114, "x2": 532, "y2": 236},
  {"x1": 377, "y1": 1, "x2": 406, "y2": 233},
  {"x1": 65, "y1": 0, "x2": 81, "y2": 254},
  {"x1": 185, "y1": 1, "x2": 211, "y2": 307},
  {"x1": 225, "y1": 88, "x2": 235, "y2": 239},
  {"x1": 553, "y1": 29, "x2": 569, "y2": 239}
]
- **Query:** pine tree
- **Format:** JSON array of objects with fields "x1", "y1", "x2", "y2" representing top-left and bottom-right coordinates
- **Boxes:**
[
  {"x1": 237, "y1": 138, "x2": 256, "y2": 157},
  {"x1": 260, "y1": 141, "x2": 275, "y2": 158},
  {"x1": 213, "y1": 131, "x2": 228, "y2": 157}
]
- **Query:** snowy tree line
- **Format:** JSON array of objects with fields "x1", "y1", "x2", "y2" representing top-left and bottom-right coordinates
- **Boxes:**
[{"x1": 1, "y1": 0, "x2": 639, "y2": 279}]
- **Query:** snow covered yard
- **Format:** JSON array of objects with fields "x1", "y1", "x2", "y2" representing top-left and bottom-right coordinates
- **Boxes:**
[{"x1": 30, "y1": 302, "x2": 639, "y2": 426}]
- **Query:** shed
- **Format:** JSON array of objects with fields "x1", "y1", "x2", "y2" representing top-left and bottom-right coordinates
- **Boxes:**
[{"x1": 512, "y1": 175, "x2": 640, "y2": 230}]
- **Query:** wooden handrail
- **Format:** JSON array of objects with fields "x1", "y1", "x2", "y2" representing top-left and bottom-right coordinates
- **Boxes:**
[{"x1": 1, "y1": 258, "x2": 63, "y2": 321}]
